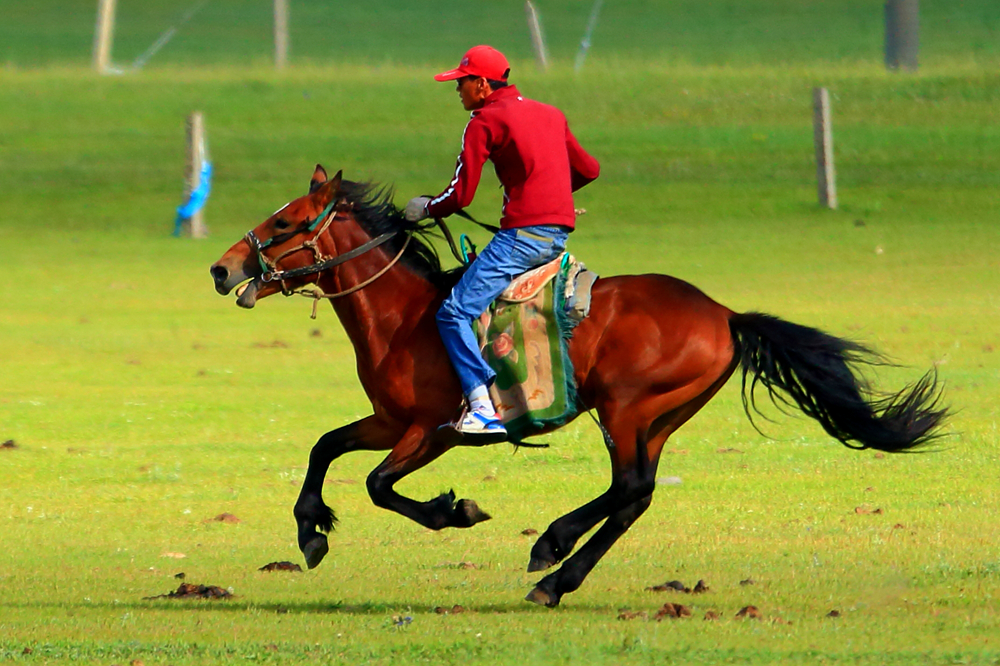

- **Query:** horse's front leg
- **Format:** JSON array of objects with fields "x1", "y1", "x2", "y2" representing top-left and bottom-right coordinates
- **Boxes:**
[
  {"x1": 366, "y1": 424, "x2": 492, "y2": 530},
  {"x1": 293, "y1": 416, "x2": 397, "y2": 569}
]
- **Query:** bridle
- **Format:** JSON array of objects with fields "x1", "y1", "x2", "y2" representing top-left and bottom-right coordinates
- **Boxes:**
[{"x1": 242, "y1": 200, "x2": 411, "y2": 311}]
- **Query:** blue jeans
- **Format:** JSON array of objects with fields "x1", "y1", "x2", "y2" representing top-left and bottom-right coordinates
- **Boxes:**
[{"x1": 437, "y1": 225, "x2": 569, "y2": 396}]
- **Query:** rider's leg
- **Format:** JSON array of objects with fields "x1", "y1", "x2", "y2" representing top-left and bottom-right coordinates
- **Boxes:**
[{"x1": 436, "y1": 225, "x2": 569, "y2": 431}]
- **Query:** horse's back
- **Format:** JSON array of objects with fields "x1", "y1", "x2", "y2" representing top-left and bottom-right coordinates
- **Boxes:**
[{"x1": 569, "y1": 273, "x2": 736, "y2": 398}]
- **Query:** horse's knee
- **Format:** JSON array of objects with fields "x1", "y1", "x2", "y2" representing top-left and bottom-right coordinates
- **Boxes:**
[{"x1": 366, "y1": 469, "x2": 392, "y2": 509}]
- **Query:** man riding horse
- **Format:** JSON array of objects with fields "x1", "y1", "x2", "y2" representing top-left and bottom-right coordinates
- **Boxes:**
[
  {"x1": 404, "y1": 45, "x2": 600, "y2": 440},
  {"x1": 209, "y1": 46, "x2": 946, "y2": 607}
]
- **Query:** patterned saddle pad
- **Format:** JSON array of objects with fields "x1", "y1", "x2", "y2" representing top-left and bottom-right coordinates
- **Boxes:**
[{"x1": 474, "y1": 253, "x2": 598, "y2": 442}]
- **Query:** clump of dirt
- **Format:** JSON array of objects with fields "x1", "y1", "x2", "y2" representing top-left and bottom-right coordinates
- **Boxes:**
[
  {"x1": 259, "y1": 561, "x2": 303, "y2": 573},
  {"x1": 435, "y1": 561, "x2": 479, "y2": 570},
  {"x1": 521, "y1": 528, "x2": 539, "y2": 536},
  {"x1": 827, "y1": 609, "x2": 841, "y2": 618},
  {"x1": 325, "y1": 478, "x2": 358, "y2": 485},
  {"x1": 208, "y1": 513, "x2": 241, "y2": 524},
  {"x1": 893, "y1": 523, "x2": 906, "y2": 529},
  {"x1": 310, "y1": 329, "x2": 322, "y2": 338},
  {"x1": 145, "y1": 583, "x2": 233, "y2": 600},
  {"x1": 739, "y1": 578, "x2": 755, "y2": 586},
  {"x1": 854, "y1": 506, "x2": 884, "y2": 515},
  {"x1": 693, "y1": 580, "x2": 710, "y2": 594},
  {"x1": 703, "y1": 610, "x2": 720, "y2": 621},
  {"x1": 646, "y1": 579, "x2": 689, "y2": 593},
  {"x1": 617, "y1": 609, "x2": 648, "y2": 621},
  {"x1": 655, "y1": 602, "x2": 692, "y2": 620},
  {"x1": 2, "y1": 440, "x2": 18, "y2": 450},
  {"x1": 736, "y1": 605, "x2": 762, "y2": 620},
  {"x1": 433, "y1": 605, "x2": 465, "y2": 615},
  {"x1": 252, "y1": 340, "x2": 289, "y2": 349}
]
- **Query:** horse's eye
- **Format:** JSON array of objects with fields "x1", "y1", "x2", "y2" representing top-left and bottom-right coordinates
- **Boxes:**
[{"x1": 274, "y1": 219, "x2": 291, "y2": 230}]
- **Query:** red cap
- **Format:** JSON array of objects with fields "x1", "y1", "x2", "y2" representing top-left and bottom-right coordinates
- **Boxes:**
[{"x1": 434, "y1": 45, "x2": 510, "y2": 82}]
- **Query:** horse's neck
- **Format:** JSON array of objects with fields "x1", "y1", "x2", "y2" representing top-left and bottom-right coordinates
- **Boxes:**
[{"x1": 317, "y1": 232, "x2": 439, "y2": 365}]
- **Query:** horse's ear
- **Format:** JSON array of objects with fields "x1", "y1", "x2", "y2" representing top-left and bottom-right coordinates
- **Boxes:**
[
  {"x1": 309, "y1": 164, "x2": 328, "y2": 193},
  {"x1": 314, "y1": 169, "x2": 343, "y2": 206}
]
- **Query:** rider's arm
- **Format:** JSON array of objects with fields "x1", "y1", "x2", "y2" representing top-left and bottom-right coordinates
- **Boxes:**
[
  {"x1": 566, "y1": 124, "x2": 600, "y2": 192},
  {"x1": 426, "y1": 117, "x2": 491, "y2": 219}
]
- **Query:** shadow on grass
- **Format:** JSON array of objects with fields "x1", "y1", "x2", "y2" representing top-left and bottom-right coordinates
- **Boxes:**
[{"x1": 0, "y1": 599, "x2": 622, "y2": 615}]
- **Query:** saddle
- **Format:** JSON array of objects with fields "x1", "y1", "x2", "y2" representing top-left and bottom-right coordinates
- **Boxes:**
[{"x1": 475, "y1": 253, "x2": 598, "y2": 441}]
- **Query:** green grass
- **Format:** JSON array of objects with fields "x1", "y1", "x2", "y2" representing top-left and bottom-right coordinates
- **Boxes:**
[
  {"x1": 3, "y1": 0, "x2": 1000, "y2": 69},
  {"x1": 2, "y1": 2, "x2": 1000, "y2": 664}
]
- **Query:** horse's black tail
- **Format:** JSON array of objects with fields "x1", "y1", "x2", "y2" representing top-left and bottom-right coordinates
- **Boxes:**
[{"x1": 728, "y1": 312, "x2": 948, "y2": 452}]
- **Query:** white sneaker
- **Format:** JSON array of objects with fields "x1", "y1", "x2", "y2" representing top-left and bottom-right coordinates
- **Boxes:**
[{"x1": 455, "y1": 409, "x2": 507, "y2": 439}]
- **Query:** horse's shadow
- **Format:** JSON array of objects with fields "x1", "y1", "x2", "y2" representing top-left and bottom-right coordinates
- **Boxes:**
[{"x1": 0, "y1": 599, "x2": 618, "y2": 615}]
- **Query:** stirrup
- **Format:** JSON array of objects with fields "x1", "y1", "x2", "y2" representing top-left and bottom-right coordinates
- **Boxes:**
[{"x1": 439, "y1": 407, "x2": 507, "y2": 444}]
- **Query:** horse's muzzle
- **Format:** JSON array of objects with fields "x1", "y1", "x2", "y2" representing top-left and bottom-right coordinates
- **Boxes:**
[{"x1": 210, "y1": 264, "x2": 232, "y2": 295}]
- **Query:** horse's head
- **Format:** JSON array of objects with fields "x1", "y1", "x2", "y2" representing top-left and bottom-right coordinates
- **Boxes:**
[{"x1": 210, "y1": 165, "x2": 348, "y2": 308}]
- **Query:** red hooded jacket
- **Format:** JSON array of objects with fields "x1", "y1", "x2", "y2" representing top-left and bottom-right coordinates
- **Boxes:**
[{"x1": 425, "y1": 85, "x2": 600, "y2": 231}]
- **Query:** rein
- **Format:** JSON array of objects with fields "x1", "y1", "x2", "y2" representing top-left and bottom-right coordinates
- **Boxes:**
[{"x1": 242, "y1": 198, "x2": 494, "y2": 318}]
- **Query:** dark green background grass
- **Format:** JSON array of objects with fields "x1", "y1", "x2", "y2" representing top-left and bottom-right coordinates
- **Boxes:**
[
  {"x1": 3, "y1": 0, "x2": 999, "y2": 68},
  {"x1": 2, "y1": 2, "x2": 999, "y2": 664}
]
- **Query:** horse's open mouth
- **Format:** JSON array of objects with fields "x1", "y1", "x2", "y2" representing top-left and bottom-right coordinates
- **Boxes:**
[{"x1": 236, "y1": 277, "x2": 263, "y2": 309}]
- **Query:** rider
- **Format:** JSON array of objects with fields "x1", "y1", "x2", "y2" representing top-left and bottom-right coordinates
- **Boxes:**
[{"x1": 405, "y1": 45, "x2": 600, "y2": 438}]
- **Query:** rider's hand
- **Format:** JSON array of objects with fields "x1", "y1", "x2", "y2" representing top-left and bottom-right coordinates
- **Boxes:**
[{"x1": 405, "y1": 196, "x2": 431, "y2": 222}]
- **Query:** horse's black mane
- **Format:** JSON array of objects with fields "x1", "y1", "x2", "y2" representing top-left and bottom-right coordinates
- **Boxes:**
[{"x1": 339, "y1": 179, "x2": 466, "y2": 289}]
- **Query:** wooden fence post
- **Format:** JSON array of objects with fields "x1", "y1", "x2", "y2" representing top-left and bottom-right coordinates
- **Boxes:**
[
  {"x1": 525, "y1": 1, "x2": 549, "y2": 71},
  {"x1": 183, "y1": 112, "x2": 209, "y2": 239},
  {"x1": 885, "y1": 0, "x2": 919, "y2": 71},
  {"x1": 92, "y1": 0, "x2": 117, "y2": 73},
  {"x1": 813, "y1": 87, "x2": 837, "y2": 210},
  {"x1": 274, "y1": 0, "x2": 289, "y2": 70}
]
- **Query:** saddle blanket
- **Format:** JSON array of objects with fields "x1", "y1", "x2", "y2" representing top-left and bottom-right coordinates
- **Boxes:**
[{"x1": 475, "y1": 253, "x2": 598, "y2": 442}]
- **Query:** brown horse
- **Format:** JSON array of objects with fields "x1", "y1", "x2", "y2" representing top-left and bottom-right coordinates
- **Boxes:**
[{"x1": 210, "y1": 166, "x2": 947, "y2": 607}]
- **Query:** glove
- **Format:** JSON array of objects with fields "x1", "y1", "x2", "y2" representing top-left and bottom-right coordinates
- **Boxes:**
[{"x1": 405, "y1": 196, "x2": 431, "y2": 222}]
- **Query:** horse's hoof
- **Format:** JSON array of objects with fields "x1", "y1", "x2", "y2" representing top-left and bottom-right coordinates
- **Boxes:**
[
  {"x1": 527, "y1": 557, "x2": 554, "y2": 573},
  {"x1": 303, "y1": 535, "x2": 329, "y2": 570},
  {"x1": 456, "y1": 499, "x2": 492, "y2": 527},
  {"x1": 524, "y1": 586, "x2": 560, "y2": 607}
]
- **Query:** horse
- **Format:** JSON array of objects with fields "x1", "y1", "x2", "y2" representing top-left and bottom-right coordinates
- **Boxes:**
[{"x1": 210, "y1": 165, "x2": 947, "y2": 607}]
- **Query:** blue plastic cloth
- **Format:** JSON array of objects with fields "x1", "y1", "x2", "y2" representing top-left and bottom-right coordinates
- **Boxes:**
[{"x1": 173, "y1": 161, "x2": 212, "y2": 236}]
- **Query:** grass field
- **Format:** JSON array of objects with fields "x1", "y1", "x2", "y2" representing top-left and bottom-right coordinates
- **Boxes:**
[{"x1": 2, "y1": 1, "x2": 1000, "y2": 664}]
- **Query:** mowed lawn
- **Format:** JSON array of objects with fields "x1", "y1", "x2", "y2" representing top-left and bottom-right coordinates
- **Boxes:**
[{"x1": 2, "y1": 2, "x2": 1000, "y2": 664}]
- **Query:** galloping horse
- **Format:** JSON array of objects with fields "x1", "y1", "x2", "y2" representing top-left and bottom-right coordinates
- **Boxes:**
[{"x1": 210, "y1": 166, "x2": 947, "y2": 607}]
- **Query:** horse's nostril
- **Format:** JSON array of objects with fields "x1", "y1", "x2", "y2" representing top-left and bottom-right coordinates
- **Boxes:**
[{"x1": 211, "y1": 265, "x2": 229, "y2": 285}]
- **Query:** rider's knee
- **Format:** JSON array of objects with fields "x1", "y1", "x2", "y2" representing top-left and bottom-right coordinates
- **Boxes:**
[{"x1": 436, "y1": 297, "x2": 464, "y2": 326}]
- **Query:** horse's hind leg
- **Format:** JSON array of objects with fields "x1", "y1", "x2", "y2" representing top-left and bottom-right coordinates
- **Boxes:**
[
  {"x1": 526, "y1": 363, "x2": 737, "y2": 604},
  {"x1": 294, "y1": 416, "x2": 396, "y2": 569},
  {"x1": 366, "y1": 424, "x2": 492, "y2": 530}
]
